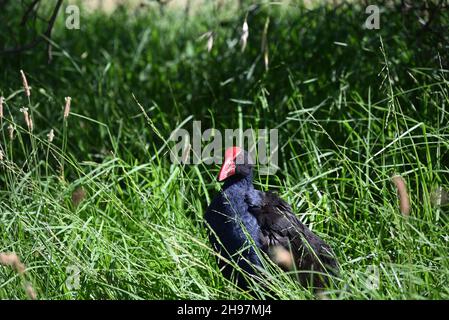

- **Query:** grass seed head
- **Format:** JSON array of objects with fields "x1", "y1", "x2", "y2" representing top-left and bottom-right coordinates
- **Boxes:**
[
  {"x1": 268, "y1": 245, "x2": 294, "y2": 270},
  {"x1": 72, "y1": 187, "x2": 86, "y2": 207},
  {"x1": 241, "y1": 20, "x2": 249, "y2": 52},
  {"x1": 261, "y1": 18, "x2": 270, "y2": 71},
  {"x1": 0, "y1": 252, "x2": 26, "y2": 275},
  {"x1": 20, "y1": 70, "x2": 31, "y2": 97},
  {"x1": 24, "y1": 282, "x2": 37, "y2": 300},
  {"x1": 64, "y1": 97, "x2": 72, "y2": 119},
  {"x1": 207, "y1": 32, "x2": 214, "y2": 53},
  {"x1": 8, "y1": 124, "x2": 15, "y2": 140},
  {"x1": 0, "y1": 96, "x2": 4, "y2": 119},
  {"x1": 392, "y1": 175, "x2": 411, "y2": 216},
  {"x1": 20, "y1": 107, "x2": 33, "y2": 131},
  {"x1": 47, "y1": 129, "x2": 55, "y2": 142}
]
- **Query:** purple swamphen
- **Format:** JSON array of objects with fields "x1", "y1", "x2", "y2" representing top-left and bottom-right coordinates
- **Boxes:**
[{"x1": 205, "y1": 147, "x2": 339, "y2": 292}]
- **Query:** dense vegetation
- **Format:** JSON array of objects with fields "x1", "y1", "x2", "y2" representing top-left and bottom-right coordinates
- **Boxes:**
[{"x1": 0, "y1": 0, "x2": 448, "y2": 299}]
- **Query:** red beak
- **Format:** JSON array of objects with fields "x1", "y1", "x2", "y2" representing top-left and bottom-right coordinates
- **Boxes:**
[{"x1": 218, "y1": 147, "x2": 242, "y2": 182}]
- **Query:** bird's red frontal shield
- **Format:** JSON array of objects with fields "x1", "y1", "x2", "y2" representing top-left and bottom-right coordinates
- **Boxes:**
[{"x1": 217, "y1": 146, "x2": 242, "y2": 181}]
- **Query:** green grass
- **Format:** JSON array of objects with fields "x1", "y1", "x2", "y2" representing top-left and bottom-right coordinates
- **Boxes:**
[{"x1": 0, "y1": 0, "x2": 448, "y2": 299}]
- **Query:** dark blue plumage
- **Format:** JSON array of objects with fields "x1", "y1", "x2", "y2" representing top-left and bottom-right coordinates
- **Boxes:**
[
  {"x1": 205, "y1": 170, "x2": 263, "y2": 288},
  {"x1": 205, "y1": 147, "x2": 339, "y2": 291}
]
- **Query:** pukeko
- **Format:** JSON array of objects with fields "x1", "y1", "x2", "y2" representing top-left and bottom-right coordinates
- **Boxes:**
[{"x1": 204, "y1": 146, "x2": 339, "y2": 292}]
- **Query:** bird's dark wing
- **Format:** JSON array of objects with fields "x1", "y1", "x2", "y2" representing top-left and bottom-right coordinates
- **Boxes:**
[{"x1": 246, "y1": 190, "x2": 339, "y2": 289}]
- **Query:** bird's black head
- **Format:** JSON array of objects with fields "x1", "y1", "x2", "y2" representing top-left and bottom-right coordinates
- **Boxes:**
[{"x1": 218, "y1": 146, "x2": 254, "y2": 182}]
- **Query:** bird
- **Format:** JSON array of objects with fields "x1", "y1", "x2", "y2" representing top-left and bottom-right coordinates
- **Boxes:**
[{"x1": 204, "y1": 146, "x2": 339, "y2": 293}]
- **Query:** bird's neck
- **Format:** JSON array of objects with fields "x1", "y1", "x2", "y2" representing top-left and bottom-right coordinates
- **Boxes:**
[{"x1": 222, "y1": 173, "x2": 254, "y2": 192}]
